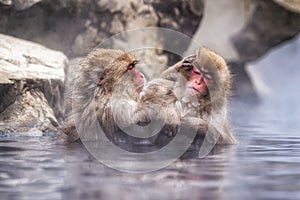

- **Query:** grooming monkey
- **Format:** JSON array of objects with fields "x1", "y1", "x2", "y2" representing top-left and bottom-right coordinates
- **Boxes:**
[
  {"x1": 61, "y1": 48, "x2": 145, "y2": 142},
  {"x1": 136, "y1": 47, "x2": 236, "y2": 144},
  {"x1": 62, "y1": 47, "x2": 236, "y2": 145}
]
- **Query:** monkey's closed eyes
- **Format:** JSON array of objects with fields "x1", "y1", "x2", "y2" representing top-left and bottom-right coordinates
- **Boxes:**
[
  {"x1": 136, "y1": 47, "x2": 236, "y2": 145},
  {"x1": 193, "y1": 61, "x2": 213, "y2": 81},
  {"x1": 199, "y1": 67, "x2": 213, "y2": 80}
]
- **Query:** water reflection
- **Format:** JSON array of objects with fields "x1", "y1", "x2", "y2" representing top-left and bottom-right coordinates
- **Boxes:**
[{"x1": 1, "y1": 100, "x2": 299, "y2": 200}]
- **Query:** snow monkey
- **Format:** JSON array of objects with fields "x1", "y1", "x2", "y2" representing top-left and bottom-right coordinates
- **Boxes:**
[
  {"x1": 136, "y1": 47, "x2": 236, "y2": 145},
  {"x1": 62, "y1": 48, "x2": 145, "y2": 142}
]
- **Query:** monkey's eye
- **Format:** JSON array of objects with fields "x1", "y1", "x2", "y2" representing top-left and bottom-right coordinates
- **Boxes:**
[
  {"x1": 203, "y1": 73, "x2": 212, "y2": 80},
  {"x1": 199, "y1": 67, "x2": 212, "y2": 80},
  {"x1": 127, "y1": 60, "x2": 138, "y2": 70},
  {"x1": 127, "y1": 64, "x2": 135, "y2": 70}
]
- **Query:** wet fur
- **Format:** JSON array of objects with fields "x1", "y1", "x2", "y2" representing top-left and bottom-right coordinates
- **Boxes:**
[
  {"x1": 137, "y1": 47, "x2": 236, "y2": 144},
  {"x1": 61, "y1": 49, "x2": 141, "y2": 142}
]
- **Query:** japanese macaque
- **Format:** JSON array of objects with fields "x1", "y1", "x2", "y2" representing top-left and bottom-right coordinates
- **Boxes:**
[
  {"x1": 136, "y1": 47, "x2": 236, "y2": 144},
  {"x1": 61, "y1": 48, "x2": 145, "y2": 142},
  {"x1": 183, "y1": 47, "x2": 236, "y2": 144}
]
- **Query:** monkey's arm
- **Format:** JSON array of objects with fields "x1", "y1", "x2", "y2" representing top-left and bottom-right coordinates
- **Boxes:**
[
  {"x1": 110, "y1": 97, "x2": 139, "y2": 129},
  {"x1": 134, "y1": 80, "x2": 178, "y2": 125}
]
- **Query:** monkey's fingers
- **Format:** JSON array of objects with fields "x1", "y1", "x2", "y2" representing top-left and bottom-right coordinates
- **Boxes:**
[
  {"x1": 137, "y1": 119, "x2": 151, "y2": 127},
  {"x1": 162, "y1": 124, "x2": 179, "y2": 137},
  {"x1": 134, "y1": 110, "x2": 151, "y2": 127},
  {"x1": 181, "y1": 62, "x2": 194, "y2": 68},
  {"x1": 183, "y1": 54, "x2": 196, "y2": 63}
]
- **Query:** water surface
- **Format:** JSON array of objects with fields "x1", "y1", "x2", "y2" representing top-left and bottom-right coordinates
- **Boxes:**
[{"x1": 0, "y1": 98, "x2": 300, "y2": 200}]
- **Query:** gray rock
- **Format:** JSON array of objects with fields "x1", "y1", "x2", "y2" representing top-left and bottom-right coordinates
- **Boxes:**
[
  {"x1": 0, "y1": 0, "x2": 202, "y2": 79},
  {"x1": 146, "y1": 0, "x2": 204, "y2": 65},
  {"x1": 185, "y1": 0, "x2": 244, "y2": 60},
  {"x1": 232, "y1": 0, "x2": 300, "y2": 63},
  {"x1": 0, "y1": 34, "x2": 67, "y2": 133},
  {"x1": 0, "y1": 0, "x2": 43, "y2": 10},
  {"x1": 274, "y1": 0, "x2": 300, "y2": 13},
  {"x1": 0, "y1": 0, "x2": 12, "y2": 6},
  {"x1": 186, "y1": 0, "x2": 300, "y2": 100}
]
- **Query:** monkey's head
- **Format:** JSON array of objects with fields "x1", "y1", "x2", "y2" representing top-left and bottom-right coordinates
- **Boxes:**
[
  {"x1": 167, "y1": 47, "x2": 230, "y2": 100},
  {"x1": 160, "y1": 54, "x2": 207, "y2": 97},
  {"x1": 178, "y1": 55, "x2": 210, "y2": 97},
  {"x1": 97, "y1": 51, "x2": 145, "y2": 94},
  {"x1": 187, "y1": 47, "x2": 231, "y2": 97}
]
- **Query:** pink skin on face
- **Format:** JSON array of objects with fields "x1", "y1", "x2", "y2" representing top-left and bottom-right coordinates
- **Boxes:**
[
  {"x1": 128, "y1": 68, "x2": 145, "y2": 86},
  {"x1": 188, "y1": 67, "x2": 212, "y2": 96}
]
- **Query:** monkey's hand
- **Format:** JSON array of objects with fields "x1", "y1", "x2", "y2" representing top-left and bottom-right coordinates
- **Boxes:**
[
  {"x1": 182, "y1": 54, "x2": 196, "y2": 67},
  {"x1": 161, "y1": 108, "x2": 181, "y2": 137},
  {"x1": 134, "y1": 109, "x2": 151, "y2": 127},
  {"x1": 183, "y1": 54, "x2": 196, "y2": 63},
  {"x1": 162, "y1": 123, "x2": 180, "y2": 137}
]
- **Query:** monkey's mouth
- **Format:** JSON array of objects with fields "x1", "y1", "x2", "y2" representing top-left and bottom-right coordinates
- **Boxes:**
[
  {"x1": 188, "y1": 86, "x2": 201, "y2": 96},
  {"x1": 191, "y1": 87, "x2": 200, "y2": 93},
  {"x1": 189, "y1": 83, "x2": 207, "y2": 96}
]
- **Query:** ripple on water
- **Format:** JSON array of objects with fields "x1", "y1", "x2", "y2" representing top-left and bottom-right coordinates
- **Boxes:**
[{"x1": 0, "y1": 103, "x2": 300, "y2": 200}]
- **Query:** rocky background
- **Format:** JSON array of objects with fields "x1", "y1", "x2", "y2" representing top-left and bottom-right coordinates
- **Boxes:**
[{"x1": 0, "y1": 0, "x2": 299, "y2": 134}]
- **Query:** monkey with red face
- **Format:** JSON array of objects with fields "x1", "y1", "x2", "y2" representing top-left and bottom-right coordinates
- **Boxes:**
[
  {"x1": 62, "y1": 48, "x2": 146, "y2": 142},
  {"x1": 136, "y1": 47, "x2": 236, "y2": 145},
  {"x1": 95, "y1": 51, "x2": 146, "y2": 141},
  {"x1": 182, "y1": 47, "x2": 236, "y2": 144}
]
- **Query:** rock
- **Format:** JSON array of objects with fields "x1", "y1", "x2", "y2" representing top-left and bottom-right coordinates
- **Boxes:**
[
  {"x1": 146, "y1": 0, "x2": 204, "y2": 65},
  {"x1": 71, "y1": 26, "x2": 104, "y2": 57},
  {"x1": 0, "y1": 34, "x2": 67, "y2": 133},
  {"x1": 231, "y1": 0, "x2": 300, "y2": 100},
  {"x1": 186, "y1": 0, "x2": 300, "y2": 100},
  {"x1": 0, "y1": 0, "x2": 43, "y2": 10},
  {"x1": 0, "y1": 0, "x2": 202, "y2": 79},
  {"x1": 232, "y1": 0, "x2": 300, "y2": 62},
  {"x1": 0, "y1": 0, "x2": 12, "y2": 6},
  {"x1": 185, "y1": 0, "x2": 245, "y2": 61},
  {"x1": 274, "y1": 0, "x2": 300, "y2": 13},
  {"x1": 13, "y1": 0, "x2": 44, "y2": 10}
]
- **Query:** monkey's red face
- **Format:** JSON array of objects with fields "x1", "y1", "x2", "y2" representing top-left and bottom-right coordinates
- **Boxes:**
[
  {"x1": 188, "y1": 66, "x2": 212, "y2": 96},
  {"x1": 127, "y1": 61, "x2": 145, "y2": 86}
]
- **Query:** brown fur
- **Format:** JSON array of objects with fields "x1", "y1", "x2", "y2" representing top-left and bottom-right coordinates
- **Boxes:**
[
  {"x1": 136, "y1": 47, "x2": 236, "y2": 144},
  {"x1": 183, "y1": 47, "x2": 236, "y2": 144},
  {"x1": 61, "y1": 48, "x2": 143, "y2": 142}
]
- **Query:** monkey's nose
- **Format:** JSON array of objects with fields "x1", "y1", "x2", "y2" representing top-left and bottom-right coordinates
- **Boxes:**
[{"x1": 194, "y1": 78, "x2": 203, "y2": 85}]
